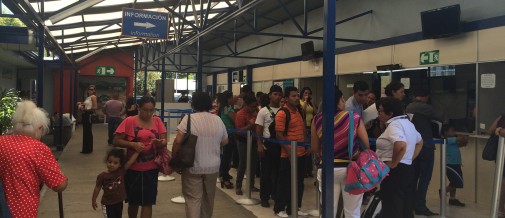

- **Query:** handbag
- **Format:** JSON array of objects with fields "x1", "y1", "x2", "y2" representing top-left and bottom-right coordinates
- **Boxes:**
[
  {"x1": 482, "y1": 134, "x2": 499, "y2": 161},
  {"x1": 345, "y1": 111, "x2": 390, "y2": 195},
  {"x1": 170, "y1": 114, "x2": 198, "y2": 173},
  {"x1": 154, "y1": 147, "x2": 173, "y2": 175}
]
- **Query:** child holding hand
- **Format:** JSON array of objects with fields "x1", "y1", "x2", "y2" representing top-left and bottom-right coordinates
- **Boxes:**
[{"x1": 92, "y1": 149, "x2": 139, "y2": 218}]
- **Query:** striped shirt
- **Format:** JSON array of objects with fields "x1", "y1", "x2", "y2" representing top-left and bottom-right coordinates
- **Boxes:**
[
  {"x1": 313, "y1": 110, "x2": 361, "y2": 161},
  {"x1": 275, "y1": 105, "x2": 306, "y2": 157}
]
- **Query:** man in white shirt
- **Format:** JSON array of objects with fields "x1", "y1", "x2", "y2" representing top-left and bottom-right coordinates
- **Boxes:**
[
  {"x1": 255, "y1": 85, "x2": 283, "y2": 208},
  {"x1": 345, "y1": 80, "x2": 369, "y2": 117}
]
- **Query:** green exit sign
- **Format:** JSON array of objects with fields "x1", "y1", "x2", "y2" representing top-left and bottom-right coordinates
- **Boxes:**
[
  {"x1": 96, "y1": 66, "x2": 116, "y2": 76},
  {"x1": 420, "y1": 50, "x2": 439, "y2": 65}
]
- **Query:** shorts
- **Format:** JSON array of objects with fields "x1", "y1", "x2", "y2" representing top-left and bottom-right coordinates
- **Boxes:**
[
  {"x1": 446, "y1": 164, "x2": 463, "y2": 188},
  {"x1": 125, "y1": 168, "x2": 159, "y2": 205}
]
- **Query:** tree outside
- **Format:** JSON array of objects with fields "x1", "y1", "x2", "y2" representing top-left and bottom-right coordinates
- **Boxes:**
[
  {"x1": 135, "y1": 71, "x2": 161, "y2": 96},
  {"x1": 0, "y1": 9, "x2": 26, "y2": 27}
]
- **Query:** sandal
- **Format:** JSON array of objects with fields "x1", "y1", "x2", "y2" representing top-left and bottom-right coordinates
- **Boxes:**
[{"x1": 221, "y1": 180, "x2": 234, "y2": 189}]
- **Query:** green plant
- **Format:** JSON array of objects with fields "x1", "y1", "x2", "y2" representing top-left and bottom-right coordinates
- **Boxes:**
[{"x1": 0, "y1": 88, "x2": 21, "y2": 135}]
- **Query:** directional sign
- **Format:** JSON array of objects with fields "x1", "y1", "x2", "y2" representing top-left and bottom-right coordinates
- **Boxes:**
[
  {"x1": 122, "y1": 8, "x2": 169, "y2": 40},
  {"x1": 420, "y1": 50, "x2": 439, "y2": 65},
  {"x1": 96, "y1": 66, "x2": 116, "y2": 76}
]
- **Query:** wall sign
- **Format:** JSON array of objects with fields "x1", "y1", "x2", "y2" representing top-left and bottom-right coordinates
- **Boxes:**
[
  {"x1": 96, "y1": 66, "x2": 116, "y2": 76},
  {"x1": 420, "y1": 50, "x2": 439, "y2": 65},
  {"x1": 481, "y1": 73, "x2": 496, "y2": 88}
]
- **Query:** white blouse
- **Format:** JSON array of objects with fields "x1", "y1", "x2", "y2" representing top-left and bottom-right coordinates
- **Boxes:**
[{"x1": 376, "y1": 115, "x2": 422, "y2": 165}]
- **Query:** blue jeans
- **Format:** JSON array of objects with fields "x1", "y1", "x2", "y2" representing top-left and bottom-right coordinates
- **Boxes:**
[
  {"x1": 0, "y1": 181, "x2": 12, "y2": 218},
  {"x1": 414, "y1": 147, "x2": 435, "y2": 212},
  {"x1": 107, "y1": 117, "x2": 122, "y2": 145}
]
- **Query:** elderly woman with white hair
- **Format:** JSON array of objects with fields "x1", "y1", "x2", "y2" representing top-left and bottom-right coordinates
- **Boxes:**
[{"x1": 0, "y1": 100, "x2": 68, "y2": 218}]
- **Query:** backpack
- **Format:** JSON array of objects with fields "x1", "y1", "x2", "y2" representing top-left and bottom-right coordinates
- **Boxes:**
[
  {"x1": 344, "y1": 111, "x2": 390, "y2": 195},
  {"x1": 266, "y1": 106, "x2": 289, "y2": 139}
]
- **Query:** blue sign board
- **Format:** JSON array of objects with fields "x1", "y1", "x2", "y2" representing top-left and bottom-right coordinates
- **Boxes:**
[{"x1": 122, "y1": 8, "x2": 169, "y2": 40}]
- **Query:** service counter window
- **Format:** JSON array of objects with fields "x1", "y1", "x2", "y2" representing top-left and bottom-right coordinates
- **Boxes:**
[
  {"x1": 337, "y1": 73, "x2": 375, "y2": 99},
  {"x1": 428, "y1": 64, "x2": 476, "y2": 133},
  {"x1": 477, "y1": 61, "x2": 505, "y2": 134}
]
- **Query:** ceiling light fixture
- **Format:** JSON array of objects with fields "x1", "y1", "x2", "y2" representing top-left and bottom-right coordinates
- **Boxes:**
[{"x1": 46, "y1": 0, "x2": 105, "y2": 24}]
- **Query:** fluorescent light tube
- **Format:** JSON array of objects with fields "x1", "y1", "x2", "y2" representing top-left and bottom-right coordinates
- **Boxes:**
[{"x1": 47, "y1": 0, "x2": 105, "y2": 24}]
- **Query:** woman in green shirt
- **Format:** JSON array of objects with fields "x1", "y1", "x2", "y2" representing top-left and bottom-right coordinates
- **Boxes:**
[{"x1": 217, "y1": 91, "x2": 236, "y2": 189}]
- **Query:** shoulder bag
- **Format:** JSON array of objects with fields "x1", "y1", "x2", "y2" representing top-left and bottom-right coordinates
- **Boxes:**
[
  {"x1": 345, "y1": 111, "x2": 390, "y2": 195},
  {"x1": 482, "y1": 113, "x2": 505, "y2": 161},
  {"x1": 170, "y1": 114, "x2": 198, "y2": 173}
]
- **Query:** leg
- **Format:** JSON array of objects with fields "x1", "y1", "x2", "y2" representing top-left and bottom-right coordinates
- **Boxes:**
[
  {"x1": 274, "y1": 158, "x2": 290, "y2": 214},
  {"x1": 128, "y1": 204, "x2": 139, "y2": 218},
  {"x1": 182, "y1": 171, "x2": 204, "y2": 218},
  {"x1": 139, "y1": 205, "x2": 152, "y2": 218},
  {"x1": 270, "y1": 143, "x2": 281, "y2": 200},
  {"x1": 235, "y1": 140, "x2": 247, "y2": 192},
  {"x1": 414, "y1": 147, "x2": 435, "y2": 212},
  {"x1": 201, "y1": 173, "x2": 219, "y2": 218},
  {"x1": 82, "y1": 112, "x2": 92, "y2": 153},
  {"x1": 219, "y1": 138, "x2": 234, "y2": 181},
  {"x1": 338, "y1": 167, "x2": 363, "y2": 218},
  {"x1": 380, "y1": 166, "x2": 406, "y2": 218},
  {"x1": 249, "y1": 142, "x2": 258, "y2": 188},
  {"x1": 260, "y1": 142, "x2": 273, "y2": 203},
  {"x1": 296, "y1": 156, "x2": 306, "y2": 209},
  {"x1": 105, "y1": 202, "x2": 123, "y2": 218}
]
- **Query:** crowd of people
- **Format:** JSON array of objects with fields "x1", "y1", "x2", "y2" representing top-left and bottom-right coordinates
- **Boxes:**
[{"x1": 0, "y1": 79, "x2": 501, "y2": 218}]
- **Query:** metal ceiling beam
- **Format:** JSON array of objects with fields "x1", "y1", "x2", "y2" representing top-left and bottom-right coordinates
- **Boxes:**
[
  {"x1": 153, "y1": 0, "x2": 199, "y2": 30},
  {"x1": 214, "y1": 30, "x2": 373, "y2": 43},
  {"x1": 49, "y1": 18, "x2": 121, "y2": 31},
  {"x1": 6, "y1": 1, "x2": 75, "y2": 64},
  {"x1": 62, "y1": 23, "x2": 116, "y2": 48},
  {"x1": 147, "y1": 0, "x2": 267, "y2": 69},
  {"x1": 275, "y1": 0, "x2": 304, "y2": 35},
  {"x1": 174, "y1": 52, "x2": 280, "y2": 60},
  {"x1": 307, "y1": 10, "x2": 373, "y2": 35}
]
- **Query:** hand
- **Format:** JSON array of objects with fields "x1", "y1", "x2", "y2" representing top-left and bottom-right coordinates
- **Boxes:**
[
  {"x1": 456, "y1": 135, "x2": 469, "y2": 147},
  {"x1": 386, "y1": 161, "x2": 397, "y2": 169},
  {"x1": 92, "y1": 201, "x2": 98, "y2": 210},
  {"x1": 258, "y1": 144, "x2": 264, "y2": 158},
  {"x1": 249, "y1": 119, "x2": 256, "y2": 125},
  {"x1": 151, "y1": 138, "x2": 166, "y2": 147},
  {"x1": 496, "y1": 127, "x2": 503, "y2": 136},
  {"x1": 132, "y1": 142, "x2": 145, "y2": 152}
]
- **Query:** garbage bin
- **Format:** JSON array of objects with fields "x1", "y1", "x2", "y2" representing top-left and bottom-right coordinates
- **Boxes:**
[{"x1": 54, "y1": 116, "x2": 72, "y2": 150}]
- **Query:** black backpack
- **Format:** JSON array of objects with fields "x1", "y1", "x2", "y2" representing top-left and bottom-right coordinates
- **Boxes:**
[{"x1": 266, "y1": 106, "x2": 291, "y2": 139}]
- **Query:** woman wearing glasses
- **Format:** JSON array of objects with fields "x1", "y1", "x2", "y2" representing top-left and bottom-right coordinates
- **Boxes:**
[{"x1": 78, "y1": 84, "x2": 98, "y2": 154}]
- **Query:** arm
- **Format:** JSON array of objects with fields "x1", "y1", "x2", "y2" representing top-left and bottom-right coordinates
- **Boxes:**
[
  {"x1": 310, "y1": 120, "x2": 321, "y2": 154},
  {"x1": 228, "y1": 111, "x2": 236, "y2": 122},
  {"x1": 413, "y1": 139, "x2": 424, "y2": 160},
  {"x1": 388, "y1": 141, "x2": 407, "y2": 169},
  {"x1": 101, "y1": 103, "x2": 107, "y2": 116},
  {"x1": 488, "y1": 116, "x2": 502, "y2": 135},
  {"x1": 256, "y1": 124, "x2": 265, "y2": 157},
  {"x1": 275, "y1": 110, "x2": 290, "y2": 157},
  {"x1": 357, "y1": 119, "x2": 370, "y2": 150},
  {"x1": 113, "y1": 133, "x2": 144, "y2": 152},
  {"x1": 124, "y1": 152, "x2": 140, "y2": 170},
  {"x1": 91, "y1": 95, "x2": 98, "y2": 110},
  {"x1": 172, "y1": 130, "x2": 185, "y2": 155},
  {"x1": 276, "y1": 131, "x2": 291, "y2": 157},
  {"x1": 51, "y1": 178, "x2": 68, "y2": 192},
  {"x1": 91, "y1": 185, "x2": 101, "y2": 210}
]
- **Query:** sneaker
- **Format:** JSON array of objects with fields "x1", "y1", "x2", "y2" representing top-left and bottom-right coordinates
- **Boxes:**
[
  {"x1": 298, "y1": 210, "x2": 309, "y2": 216},
  {"x1": 449, "y1": 199, "x2": 466, "y2": 207},
  {"x1": 275, "y1": 211, "x2": 289, "y2": 218}
]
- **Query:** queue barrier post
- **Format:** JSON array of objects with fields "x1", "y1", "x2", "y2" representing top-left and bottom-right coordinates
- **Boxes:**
[
  {"x1": 440, "y1": 139, "x2": 447, "y2": 218},
  {"x1": 291, "y1": 140, "x2": 298, "y2": 218},
  {"x1": 491, "y1": 136, "x2": 505, "y2": 218},
  {"x1": 236, "y1": 130, "x2": 260, "y2": 205}
]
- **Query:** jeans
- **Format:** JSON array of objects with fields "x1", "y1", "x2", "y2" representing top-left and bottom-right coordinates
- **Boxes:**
[
  {"x1": 274, "y1": 157, "x2": 306, "y2": 214},
  {"x1": 414, "y1": 147, "x2": 435, "y2": 212},
  {"x1": 259, "y1": 141, "x2": 281, "y2": 202},
  {"x1": 107, "y1": 117, "x2": 122, "y2": 145},
  {"x1": 219, "y1": 135, "x2": 235, "y2": 181},
  {"x1": 235, "y1": 139, "x2": 257, "y2": 189}
]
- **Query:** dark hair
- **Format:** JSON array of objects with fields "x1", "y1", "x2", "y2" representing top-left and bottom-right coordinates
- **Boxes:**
[
  {"x1": 441, "y1": 124, "x2": 454, "y2": 136},
  {"x1": 191, "y1": 92, "x2": 212, "y2": 112},
  {"x1": 334, "y1": 86, "x2": 343, "y2": 108},
  {"x1": 256, "y1": 91, "x2": 264, "y2": 98},
  {"x1": 126, "y1": 97, "x2": 136, "y2": 108},
  {"x1": 376, "y1": 97, "x2": 404, "y2": 117},
  {"x1": 300, "y1": 87, "x2": 312, "y2": 95},
  {"x1": 384, "y1": 82, "x2": 404, "y2": 97},
  {"x1": 240, "y1": 84, "x2": 252, "y2": 94},
  {"x1": 284, "y1": 86, "x2": 298, "y2": 98},
  {"x1": 217, "y1": 91, "x2": 233, "y2": 116},
  {"x1": 259, "y1": 93, "x2": 270, "y2": 107},
  {"x1": 244, "y1": 94, "x2": 257, "y2": 106},
  {"x1": 138, "y1": 96, "x2": 156, "y2": 108},
  {"x1": 269, "y1": 85, "x2": 283, "y2": 94},
  {"x1": 106, "y1": 149, "x2": 126, "y2": 166},
  {"x1": 353, "y1": 80, "x2": 369, "y2": 93}
]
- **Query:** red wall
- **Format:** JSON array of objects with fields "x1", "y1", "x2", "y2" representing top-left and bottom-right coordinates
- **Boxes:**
[{"x1": 54, "y1": 51, "x2": 134, "y2": 113}]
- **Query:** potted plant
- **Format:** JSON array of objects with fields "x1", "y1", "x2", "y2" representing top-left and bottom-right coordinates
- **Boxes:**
[{"x1": 0, "y1": 88, "x2": 21, "y2": 135}]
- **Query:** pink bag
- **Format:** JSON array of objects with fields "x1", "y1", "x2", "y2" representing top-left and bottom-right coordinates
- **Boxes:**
[
  {"x1": 155, "y1": 148, "x2": 173, "y2": 175},
  {"x1": 344, "y1": 111, "x2": 389, "y2": 195}
]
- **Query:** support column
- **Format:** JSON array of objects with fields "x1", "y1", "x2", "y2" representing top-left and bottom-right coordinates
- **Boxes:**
[
  {"x1": 246, "y1": 65, "x2": 253, "y2": 87},
  {"x1": 37, "y1": 25, "x2": 44, "y2": 107},
  {"x1": 196, "y1": 35, "x2": 203, "y2": 92},
  {"x1": 227, "y1": 68, "x2": 233, "y2": 92},
  {"x1": 212, "y1": 73, "x2": 217, "y2": 96},
  {"x1": 58, "y1": 52, "x2": 64, "y2": 151},
  {"x1": 134, "y1": 48, "x2": 139, "y2": 99},
  {"x1": 144, "y1": 45, "x2": 149, "y2": 96},
  {"x1": 322, "y1": 0, "x2": 336, "y2": 217}
]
